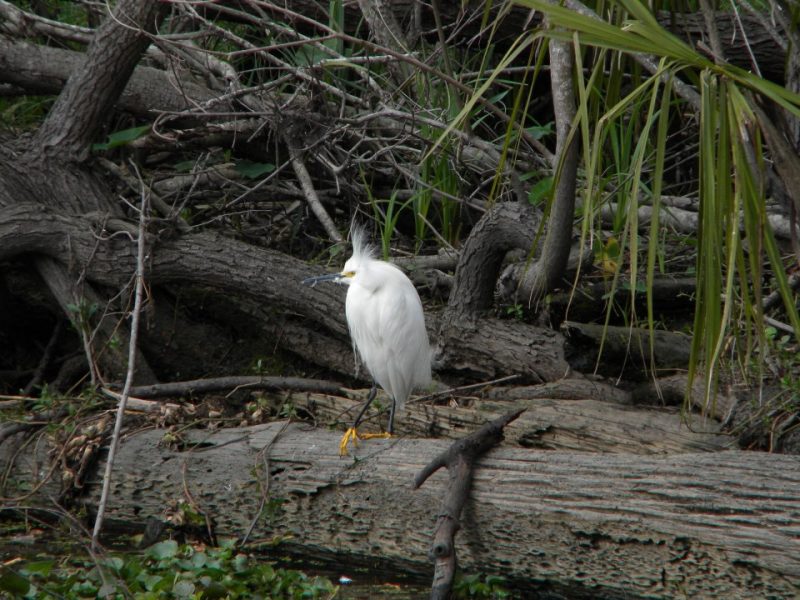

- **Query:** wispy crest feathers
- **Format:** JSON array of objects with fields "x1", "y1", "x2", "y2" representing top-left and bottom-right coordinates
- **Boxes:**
[{"x1": 349, "y1": 223, "x2": 375, "y2": 260}]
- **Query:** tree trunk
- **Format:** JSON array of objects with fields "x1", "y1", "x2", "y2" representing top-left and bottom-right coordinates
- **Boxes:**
[{"x1": 3, "y1": 423, "x2": 797, "y2": 599}]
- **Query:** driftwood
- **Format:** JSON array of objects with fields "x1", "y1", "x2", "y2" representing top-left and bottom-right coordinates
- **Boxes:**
[
  {"x1": 2, "y1": 422, "x2": 797, "y2": 598},
  {"x1": 414, "y1": 409, "x2": 525, "y2": 599}
]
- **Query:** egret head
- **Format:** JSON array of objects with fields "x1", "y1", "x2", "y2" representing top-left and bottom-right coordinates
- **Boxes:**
[
  {"x1": 301, "y1": 226, "x2": 377, "y2": 288},
  {"x1": 339, "y1": 226, "x2": 376, "y2": 285}
]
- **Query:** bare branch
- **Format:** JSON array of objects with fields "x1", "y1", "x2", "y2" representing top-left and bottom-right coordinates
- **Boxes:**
[
  {"x1": 284, "y1": 134, "x2": 344, "y2": 243},
  {"x1": 91, "y1": 169, "x2": 149, "y2": 549}
]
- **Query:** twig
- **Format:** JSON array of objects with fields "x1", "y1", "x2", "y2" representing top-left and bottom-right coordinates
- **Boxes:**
[
  {"x1": 729, "y1": 0, "x2": 762, "y2": 77},
  {"x1": 763, "y1": 271, "x2": 800, "y2": 312},
  {"x1": 414, "y1": 409, "x2": 524, "y2": 600},
  {"x1": 99, "y1": 387, "x2": 183, "y2": 413},
  {"x1": 283, "y1": 134, "x2": 343, "y2": 243},
  {"x1": 126, "y1": 375, "x2": 345, "y2": 398},
  {"x1": 412, "y1": 374, "x2": 521, "y2": 404},
  {"x1": 91, "y1": 173, "x2": 149, "y2": 550},
  {"x1": 699, "y1": 0, "x2": 726, "y2": 64}
]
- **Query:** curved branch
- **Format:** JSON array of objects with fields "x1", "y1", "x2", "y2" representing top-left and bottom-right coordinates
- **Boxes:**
[
  {"x1": 444, "y1": 202, "x2": 540, "y2": 320},
  {"x1": 32, "y1": 0, "x2": 167, "y2": 160},
  {"x1": 0, "y1": 204, "x2": 571, "y2": 384},
  {"x1": 517, "y1": 33, "x2": 579, "y2": 306}
]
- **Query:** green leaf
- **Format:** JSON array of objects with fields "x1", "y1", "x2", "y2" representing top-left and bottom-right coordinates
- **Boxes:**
[
  {"x1": 100, "y1": 556, "x2": 125, "y2": 572},
  {"x1": 0, "y1": 569, "x2": 30, "y2": 594},
  {"x1": 20, "y1": 560, "x2": 54, "y2": 576},
  {"x1": 172, "y1": 579, "x2": 195, "y2": 597},
  {"x1": 232, "y1": 554, "x2": 249, "y2": 573},
  {"x1": 234, "y1": 159, "x2": 275, "y2": 179},
  {"x1": 527, "y1": 176, "x2": 553, "y2": 205},
  {"x1": 525, "y1": 122, "x2": 553, "y2": 140},
  {"x1": 201, "y1": 580, "x2": 229, "y2": 599},
  {"x1": 92, "y1": 124, "x2": 150, "y2": 150},
  {"x1": 147, "y1": 539, "x2": 179, "y2": 560},
  {"x1": 292, "y1": 46, "x2": 328, "y2": 66}
]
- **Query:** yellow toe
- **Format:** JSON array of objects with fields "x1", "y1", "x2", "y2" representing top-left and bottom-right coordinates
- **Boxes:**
[
  {"x1": 359, "y1": 432, "x2": 393, "y2": 440},
  {"x1": 339, "y1": 427, "x2": 360, "y2": 456}
]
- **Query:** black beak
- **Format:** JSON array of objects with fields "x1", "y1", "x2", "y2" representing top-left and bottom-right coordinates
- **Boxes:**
[{"x1": 302, "y1": 273, "x2": 342, "y2": 287}]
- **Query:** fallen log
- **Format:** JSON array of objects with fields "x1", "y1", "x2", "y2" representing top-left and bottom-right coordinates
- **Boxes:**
[
  {"x1": 2, "y1": 422, "x2": 796, "y2": 598},
  {"x1": 561, "y1": 320, "x2": 692, "y2": 379},
  {"x1": 257, "y1": 386, "x2": 733, "y2": 454}
]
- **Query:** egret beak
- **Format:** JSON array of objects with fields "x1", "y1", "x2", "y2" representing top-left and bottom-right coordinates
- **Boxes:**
[{"x1": 302, "y1": 273, "x2": 342, "y2": 287}]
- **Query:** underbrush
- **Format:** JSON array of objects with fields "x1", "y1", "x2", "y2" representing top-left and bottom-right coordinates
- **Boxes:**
[{"x1": 1, "y1": 539, "x2": 338, "y2": 599}]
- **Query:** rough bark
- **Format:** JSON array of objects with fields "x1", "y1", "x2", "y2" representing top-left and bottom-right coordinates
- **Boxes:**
[
  {"x1": 257, "y1": 386, "x2": 733, "y2": 454},
  {"x1": 0, "y1": 0, "x2": 170, "y2": 384},
  {"x1": 2, "y1": 423, "x2": 797, "y2": 599},
  {"x1": 444, "y1": 202, "x2": 541, "y2": 320},
  {"x1": 415, "y1": 410, "x2": 525, "y2": 600},
  {"x1": 517, "y1": 24, "x2": 580, "y2": 306},
  {"x1": 0, "y1": 38, "x2": 226, "y2": 118},
  {"x1": 561, "y1": 320, "x2": 692, "y2": 379},
  {"x1": 31, "y1": 0, "x2": 167, "y2": 162}
]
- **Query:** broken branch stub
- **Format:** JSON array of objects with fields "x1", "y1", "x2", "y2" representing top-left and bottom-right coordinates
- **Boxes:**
[{"x1": 415, "y1": 409, "x2": 525, "y2": 600}]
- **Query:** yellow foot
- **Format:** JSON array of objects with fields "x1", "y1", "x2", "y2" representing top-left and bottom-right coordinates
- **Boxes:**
[
  {"x1": 339, "y1": 427, "x2": 360, "y2": 456},
  {"x1": 338, "y1": 428, "x2": 393, "y2": 456}
]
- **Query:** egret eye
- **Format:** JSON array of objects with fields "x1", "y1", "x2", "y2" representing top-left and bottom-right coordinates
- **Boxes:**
[{"x1": 342, "y1": 271, "x2": 356, "y2": 278}]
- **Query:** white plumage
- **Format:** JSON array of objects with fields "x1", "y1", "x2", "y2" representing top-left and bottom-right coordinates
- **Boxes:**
[
  {"x1": 302, "y1": 228, "x2": 431, "y2": 454},
  {"x1": 341, "y1": 229, "x2": 431, "y2": 417}
]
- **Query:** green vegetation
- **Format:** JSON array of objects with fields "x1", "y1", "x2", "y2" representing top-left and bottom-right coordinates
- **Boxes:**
[
  {"x1": 1, "y1": 540, "x2": 337, "y2": 599},
  {"x1": 453, "y1": 573, "x2": 509, "y2": 599}
]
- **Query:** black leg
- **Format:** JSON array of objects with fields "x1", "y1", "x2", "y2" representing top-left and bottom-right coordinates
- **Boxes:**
[
  {"x1": 352, "y1": 382, "x2": 378, "y2": 429},
  {"x1": 387, "y1": 397, "x2": 397, "y2": 434}
]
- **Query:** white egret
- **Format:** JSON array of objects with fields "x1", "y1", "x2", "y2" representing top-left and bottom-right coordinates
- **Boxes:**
[{"x1": 303, "y1": 229, "x2": 431, "y2": 455}]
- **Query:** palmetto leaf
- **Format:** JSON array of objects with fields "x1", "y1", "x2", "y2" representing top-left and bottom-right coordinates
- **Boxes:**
[{"x1": 514, "y1": 0, "x2": 800, "y2": 410}]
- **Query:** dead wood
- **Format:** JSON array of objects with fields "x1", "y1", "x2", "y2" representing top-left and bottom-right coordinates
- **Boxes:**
[
  {"x1": 0, "y1": 4, "x2": 794, "y2": 594},
  {"x1": 600, "y1": 201, "x2": 800, "y2": 241},
  {"x1": 2, "y1": 422, "x2": 796, "y2": 598},
  {"x1": 30, "y1": 0, "x2": 166, "y2": 161},
  {"x1": 544, "y1": 277, "x2": 696, "y2": 326},
  {"x1": 0, "y1": 204, "x2": 572, "y2": 385},
  {"x1": 629, "y1": 372, "x2": 736, "y2": 421},
  {"x1": 0, "y1": 39, "x2": 224, "y2": 120},
  {"x1": 253, "y1": 384, "x2": 733, "y2": 454},
  {"x1": 444, "y1": 202, "x2": 541, "y2": 320},
  {"x1": 561, "y1": 320, "x2": 692, "y2": 379},
  {"x1": 127, "y1": 376, "x2": 345, "y2": 398},
  {"x1": 414, "y1": 409, "x2": 525, "y2": 600}
]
